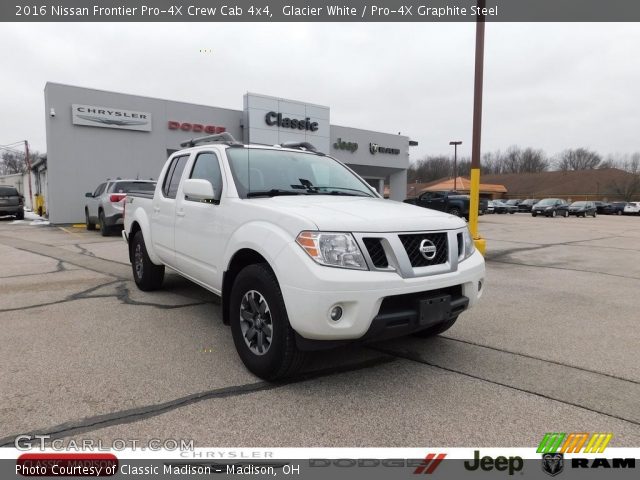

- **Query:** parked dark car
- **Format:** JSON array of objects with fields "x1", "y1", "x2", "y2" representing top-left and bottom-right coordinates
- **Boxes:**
[
  {"x1": 0, "y1": 185, "x2": 25, "y2": 219},
  {"x1": 491, "y1": 200, "x2": 510, "y2": 214},
  {"x1": 569, "y1": 201, "x2": 597, "y2": 217},
  {"x1": 504, "y1": 199, "x2": 520, "y2": 214},
  {"x1": 609, "y1": 202, "x2": 627, "y2": 215},
  {"x1": 594, "y1": 201, "x2": 613, "y2": 215},
  {"x1": 518, "y1": 199, "x2": 539, "y2": 212},
  {"x1": 531, "y1": 198, "x2": 569, "y2": 217},
  {"x1": 404, "y1": 190, "x2": 488, "y2": 220}
]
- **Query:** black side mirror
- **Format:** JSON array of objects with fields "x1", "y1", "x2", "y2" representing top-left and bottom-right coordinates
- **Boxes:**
[{"x1": 85, "y1": 192, "x2": 93, "y2": 198}]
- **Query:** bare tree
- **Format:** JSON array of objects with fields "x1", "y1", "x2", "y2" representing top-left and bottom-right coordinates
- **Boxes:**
[
  {"x1": 0, "y1": 151, "x2": 28, "y2": 175},
  {"x1": 556, "y1": 148, "x2": 602, "y2": 171},
  {"x1": 607, "y1": 175, "x2": 640, "y2": 201}
]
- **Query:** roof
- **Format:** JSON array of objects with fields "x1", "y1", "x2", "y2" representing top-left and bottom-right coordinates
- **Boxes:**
[
  {"x1": 406, "y1": 176, "x2": 507, "y2": 197},
  {"x1": 480, "y1": 168, "x2": 638, "y2": 197}
]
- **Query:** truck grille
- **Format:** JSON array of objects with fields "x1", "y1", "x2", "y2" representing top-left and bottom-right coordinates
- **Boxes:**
[
  {"x1": 398, "y1": 233, "x2": 448, "y2": 267},
  {"x1": 362, "y1": 238, "x2": 388, "y2": 268}
]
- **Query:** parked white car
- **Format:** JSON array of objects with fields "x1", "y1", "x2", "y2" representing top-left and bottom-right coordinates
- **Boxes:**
[
  {"x1": 123, "y1": 134, "x2": 485, "y2": 379},
  {"x1": 623, "y1": 202, "x2": 640, "y2": 215}
]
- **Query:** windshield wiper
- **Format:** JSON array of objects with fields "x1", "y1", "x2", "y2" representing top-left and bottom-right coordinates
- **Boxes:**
[
  {"x1": 246, "y1": 189, "x2": 307, "y2": 198},
  {"x1": 316, "y1": 186, "x2": 373, "y2": 197}
]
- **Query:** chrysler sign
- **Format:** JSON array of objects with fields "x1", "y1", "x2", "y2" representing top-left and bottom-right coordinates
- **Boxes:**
[{"x1": 72, "y1": 104, "x2": 152, "y2": 131}]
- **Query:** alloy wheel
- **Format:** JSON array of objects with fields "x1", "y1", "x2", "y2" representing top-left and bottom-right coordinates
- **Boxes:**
[{"x1": 240, "y1": 290, "x2": 273, "y2": 355}]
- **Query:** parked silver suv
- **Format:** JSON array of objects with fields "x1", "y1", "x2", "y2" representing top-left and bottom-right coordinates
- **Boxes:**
[{"x1": 85, "y1": 179, "x2": 155, "y2": 235}]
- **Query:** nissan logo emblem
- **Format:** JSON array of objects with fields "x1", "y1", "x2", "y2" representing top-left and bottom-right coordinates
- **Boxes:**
[{"x1": 419, "y1": 239, "x2": 437, "y2": 260}]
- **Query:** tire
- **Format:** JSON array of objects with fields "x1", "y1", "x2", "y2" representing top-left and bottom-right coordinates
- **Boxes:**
[
  {"x1": 617, "y1": 210, "x2": 622, "y2": 216},
  {"x1": 99, "y1": 211, "x2": 110, "y2": 236},
  {"x1": 15, "y1": 210, "x2": 24, "y2": 220},
  {"x1": 551, "y1": 210, "x2": 557, "y2": 218},
  {"x1": 131, "y1": 231, "x2": 165, "y2": 291},
  {"x1": 85, "y1": 209, "x2": 96, "y2": 230},
  {"x1": 412, "y1": 315, "x2": 459, "y2": 338},
  {"x1": 532, "y1": 212, "x2": 537, "y2": 217},
  {"x1": 563, "y1": 210, "x2": 569, "y2": 218},
  {"x1": 509, "y1": 211, "x2": 515, "y2": 214},
  {"x1": 593, "y1": 211, "x2": 597, "y2": 218},
  {"x1": 230, "y1": 263, "x2": 306, "y2": 380},
  {"x1": 447, "y1": 208, "x2": 461, "y2": 217}
]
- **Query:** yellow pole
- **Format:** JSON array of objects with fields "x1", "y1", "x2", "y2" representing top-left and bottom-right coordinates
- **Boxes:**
[{"x1": 469, "y1": 0, "x2": 486, "y2": 256}]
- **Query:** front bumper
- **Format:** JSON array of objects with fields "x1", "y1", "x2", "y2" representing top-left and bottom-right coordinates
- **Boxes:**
[{"x1": 275, "y1": 244, "x2": 485, "y2": 341}]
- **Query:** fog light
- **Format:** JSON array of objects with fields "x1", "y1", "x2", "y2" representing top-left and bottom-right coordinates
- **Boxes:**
[
  {"x1": 478, "y1": 280, "x2": 483, "y2": 292},
  {"x1": 330, "y1": 306, "x2": 343, "y2": 321}
]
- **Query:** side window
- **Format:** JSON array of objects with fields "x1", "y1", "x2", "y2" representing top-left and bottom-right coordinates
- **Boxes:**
[
  {"x1": 93, "y1": 183, "x2": 106, "y2": 197},
  {"x1": 189, "y1": 152, "x2": 223, "y2": 201},
  {"x1": 162, "y1": 155, "x2": 188, "y2": 199}
]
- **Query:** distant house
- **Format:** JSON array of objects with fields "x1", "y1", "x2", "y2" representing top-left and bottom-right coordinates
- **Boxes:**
[{"x1": 402, "y1": 176, "x2": 507, "y2": 200}]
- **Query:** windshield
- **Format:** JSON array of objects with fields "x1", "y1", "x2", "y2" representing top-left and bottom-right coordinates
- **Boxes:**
[
  {"x1": 537, "y1": 199, "x2": 558, "y2": 206},
  {"x1": 0, "y1": 186, "x2": 19, "y2": 196},
  {"x1": 506, "y1": 200, "x2": 519, "y2": 205},
  {"x1": 226, "y1": 148, "x2": 376, "y2": 198},
  {"x1": 571, "y1": 201, "x2": 586, "y2": 207}
]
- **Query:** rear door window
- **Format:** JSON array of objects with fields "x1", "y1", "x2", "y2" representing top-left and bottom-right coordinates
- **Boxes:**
[{"x1": 162, "y1": 155, "x2": 189, "y2": 199}]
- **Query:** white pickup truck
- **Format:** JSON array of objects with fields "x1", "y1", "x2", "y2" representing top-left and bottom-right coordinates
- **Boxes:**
[{"x1": 123, "y1": 133, "x2": 485, "y2": 380}]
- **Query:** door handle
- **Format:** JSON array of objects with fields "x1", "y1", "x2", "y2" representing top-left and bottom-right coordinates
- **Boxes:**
[
  {"x1": 176, "y1": 210, "x2": 185, "y2": 217},
  {"x1": 153, "y1": 207, "x2": 160, "y2": 213}
]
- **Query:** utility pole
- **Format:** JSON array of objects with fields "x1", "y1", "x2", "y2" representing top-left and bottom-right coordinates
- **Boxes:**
[
  {"x1": 449, "y1": 141, "x2": 462, "y2": 190},
  {"x1": 469, "y1": 0, "x2": 486, "y2": 255},
  {"x1": 24, "y1": 140, "x2": 34, "y2": 211}
]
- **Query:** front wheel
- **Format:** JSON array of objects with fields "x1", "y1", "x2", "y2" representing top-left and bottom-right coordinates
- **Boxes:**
[
  {"x1": 15, "y1": 210, "x2": 25, "y2": 220},
  {"x1": 230, "y1": 263, "x2": 306, "y2": 380},
  {"x1": 563, "y1": 210, "x2": 569, "y2": 217},
  {"x1": 532, "y1": 212, "x2": 537, "y2": 217},
  {"x1": 551, "y1": 210, "x2": 557, "y2": 218},
  {"x1": 131, "y1": 231, "x2": 165, "y2": 291},
  {"x1": 412, "y1": 316, "x2": 459, "y2": 338},
  {"x1": 593, "y1": 211, "x2": 597, "y2": 218},
  {"x1": 85, "y1": 209, "x2": 96, "y2": 230},
  {"x1": 99, "y1": 211, "x2": 110, "y2": 236}
]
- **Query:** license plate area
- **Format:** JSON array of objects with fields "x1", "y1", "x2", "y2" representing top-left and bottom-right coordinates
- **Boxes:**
[{"x1": 418, "y1": 295, "x2": 451, "y2": 326}]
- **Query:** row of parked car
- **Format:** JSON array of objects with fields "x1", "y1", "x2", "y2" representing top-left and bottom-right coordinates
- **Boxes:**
[{"x1": 486, "y1": 198, "x2": 640, "y2": 217}]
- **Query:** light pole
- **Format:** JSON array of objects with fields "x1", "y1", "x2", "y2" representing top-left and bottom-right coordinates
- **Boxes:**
[{"x1": 449, "y1": 141, "x2": 462, "y2": 191}]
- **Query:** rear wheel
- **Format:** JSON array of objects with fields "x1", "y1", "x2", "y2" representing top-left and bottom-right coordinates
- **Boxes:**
[
  {"x1": 230, "y1": 263, "x2": 306, "y2": 380},
  {"x1": 593, "y1": 211, "x2": 597, "y2": 218},
  {"x1": 85, "y1": 209, "x2": 96, "y2": 230},
  {"x1": 412, "y1": 316, "x2": 459, "y2": 338},
  {"x1": 15, "y1": 210, "x2": 24, "y2": 220},
  {"x1": 532, "y1": 212, "x2": 537, "y2": 217},
  {"x1": 551, "y1": 210, "x2": 557, "y2": 218},
  {"x1": 563, "y1": 210, "x2": 569, "y2": 217},
  {"x1": 131, "y1": 231, "x2": 165, "y2": 291},
  {"x1": 99, "y1": 211, "x2": 110, "y2": 236}
]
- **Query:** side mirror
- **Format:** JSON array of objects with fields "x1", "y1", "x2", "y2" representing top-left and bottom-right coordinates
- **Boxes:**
[
  {"x1": 85, "y1": 192, "x2": 93, "y2": 198},
  {"x1": 183, "y1": 179, "x2": 215, "y2": 201}
]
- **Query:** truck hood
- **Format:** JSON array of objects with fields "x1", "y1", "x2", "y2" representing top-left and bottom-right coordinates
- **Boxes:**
[{"x1": 247, "y1": 195, "x2": 466, "y2": 232}]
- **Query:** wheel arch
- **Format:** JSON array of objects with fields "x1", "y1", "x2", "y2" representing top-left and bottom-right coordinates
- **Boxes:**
[{"x1": 222, "y1": 249, "x2": 274, "y2": 326}]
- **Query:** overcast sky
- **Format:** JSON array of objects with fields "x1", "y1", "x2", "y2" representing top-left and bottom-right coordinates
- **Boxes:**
[{"x1": 1, "y1": 22, "x2": 639, "y2": 161}]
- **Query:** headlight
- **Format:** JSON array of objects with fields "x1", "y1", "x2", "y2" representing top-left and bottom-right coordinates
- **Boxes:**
[
  {"x1": 461, "y1": 227, "x2": 475, "y2": 261},
  {"x1": 296, "y1": 231, "x2": 367, "y2": 270}
]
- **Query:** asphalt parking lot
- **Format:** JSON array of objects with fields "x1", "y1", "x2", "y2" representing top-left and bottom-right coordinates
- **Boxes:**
[{"x1": 1, "y1": 213, "x2": 639, "y2": 448}]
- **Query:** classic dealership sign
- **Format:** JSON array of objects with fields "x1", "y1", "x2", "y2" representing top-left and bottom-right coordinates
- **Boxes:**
[
  {"x1": 265, "y1": 111, "x2": 319, "y2": 132},
  {"x1": 71, "y1": 104, "x2": 152, "y2": 131}
]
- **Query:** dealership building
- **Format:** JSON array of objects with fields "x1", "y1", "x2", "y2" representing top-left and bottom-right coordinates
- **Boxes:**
[{"x1": 44, "y1": 83, "x2": 413, "y2": 224}]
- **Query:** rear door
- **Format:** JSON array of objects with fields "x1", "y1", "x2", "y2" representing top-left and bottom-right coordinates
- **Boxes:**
[
  {"x1": 151, "y1": 154, "x2": 190, "y2": 266},
  {"x1": 174, "y1": 151, "x2": 226, "y2": 291}
]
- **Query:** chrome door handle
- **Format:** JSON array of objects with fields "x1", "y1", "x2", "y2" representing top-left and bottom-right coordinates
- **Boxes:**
[
  {"x1": 176, "y1": 210, "x2": 185, "y2": 217},
  {"x1": 153, "y1": 207, "x2": 160, "y2": 213}
]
